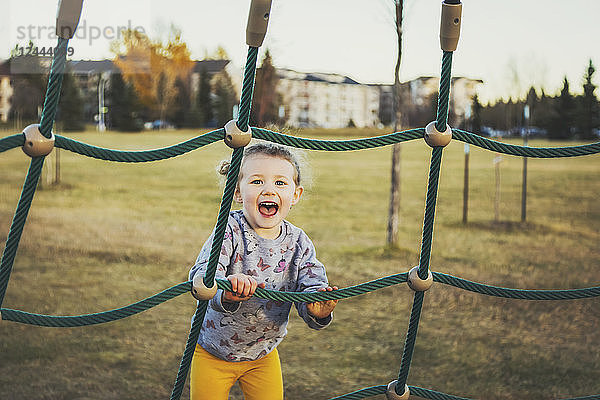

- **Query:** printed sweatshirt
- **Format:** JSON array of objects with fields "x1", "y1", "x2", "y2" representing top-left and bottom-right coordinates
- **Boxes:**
[{"x1": 189, "y1": 210, "x2": 332, "y2": 362}]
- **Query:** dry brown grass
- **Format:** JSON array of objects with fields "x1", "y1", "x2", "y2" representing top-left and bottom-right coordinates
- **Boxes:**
[{"x1": 0, "y1": 129, "x2": 598, "y2": 399}]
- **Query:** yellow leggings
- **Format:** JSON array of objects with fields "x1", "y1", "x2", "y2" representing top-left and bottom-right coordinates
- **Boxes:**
[{"x1": 190, "y1": 344, "x2": 283, "y2": 400}]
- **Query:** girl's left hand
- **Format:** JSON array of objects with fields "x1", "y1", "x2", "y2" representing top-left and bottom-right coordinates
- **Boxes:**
[{"x1": 307, "y1": 286, "x2": 339, "y2": 319}]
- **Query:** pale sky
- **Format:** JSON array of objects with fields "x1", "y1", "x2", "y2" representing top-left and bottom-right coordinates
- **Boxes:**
[{"x1": 1, "y1": 0, "x2": 599, "y2": 103}]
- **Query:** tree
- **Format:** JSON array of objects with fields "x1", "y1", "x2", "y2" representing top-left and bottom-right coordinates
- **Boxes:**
[
  {"x1": 387, "y1": 0, "x2": 404, "y2": 247},
  {"x1": 57, "y1": 64, "x2": 85, "y2": 131},
  {"x1": 108, "y1": 72, "x2": 142, "y2": 131},
  {"x1": 548, "y1": 77, "x2": 575, "y2": 139},
  {"x1": 213, "y1": 69, "x2": 236, "y2": 127},
  {"x1": 111, "y1": 26, "x2": 194, "y2": 122},
  {"x1": 471, "y1": 94, "x2": 483, "y2": 134},
  {"x1": 8, "y1": 41, "x2": 47, "y2": 123},
  {"x1": 576, "y1": 59, "x2": 600, "y2": 140},
  {"x1": 252, "y1": 49, "x2": 281, "y2": 126},
  {"x1": 196, "y1": 66, "x2": 213, "y2": 127}
]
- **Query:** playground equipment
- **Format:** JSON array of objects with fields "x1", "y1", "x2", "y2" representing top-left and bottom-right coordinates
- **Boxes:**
[{"x1": 1, "y1": 1, "x2": 599, "y2": 399}]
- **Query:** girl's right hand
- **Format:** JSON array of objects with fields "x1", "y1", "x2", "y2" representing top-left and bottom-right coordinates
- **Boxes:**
[{"x1": 223, "y1": 273, "x2": 265, "y2": 303}]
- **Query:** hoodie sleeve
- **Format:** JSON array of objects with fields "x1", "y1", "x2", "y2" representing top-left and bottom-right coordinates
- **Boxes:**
[{"x1": 293, "y1": 232, "x2": 333, "y2": 330}]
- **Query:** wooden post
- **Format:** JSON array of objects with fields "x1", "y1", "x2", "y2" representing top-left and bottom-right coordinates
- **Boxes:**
[
  {"x1": 521, "y1": 105, "x2": 529, "y2": 222},
  {"x1": 55, "y1": 147, "x2": 61, "y2": 185},
  {"x1": 494, "y1": 154, "x2": 502, "y2": 222},
  {"x1": 462, "y1": 143, "x2": 469, "y2": 224}
]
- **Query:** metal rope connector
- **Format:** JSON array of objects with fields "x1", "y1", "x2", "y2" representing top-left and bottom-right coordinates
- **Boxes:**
[
  {"x1": 56, "y1": 0, "x2": 85, "y2": 39},
  {"x1": 424, "y1": 121, "x2": 452, "y2": 148},
  {"x1": 386, "y1": 381, "x2": 410, "y2": 400},
  {"x1": 407, "y1": 266, "x2": 434, "y2": 292},
  {"x1": 246, "y1": 0, "x2": 273, "y2": 47},
  {"x1": 224, "y1": 120, "x2": 252, "y2": 149},
  {"x1": 440, "y1": 1, "x2": 462, "y2": 52},
  {"x1": 191, "y1": 275, "x2": 218, "y2": 301},
  {"x1": 21, "y1": 124, "x2": 55, "y2": 157}
]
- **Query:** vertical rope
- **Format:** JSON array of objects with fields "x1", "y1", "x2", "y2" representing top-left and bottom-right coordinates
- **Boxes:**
[
  {"x1": 236, "y1": 46, "x2": 259, "y2": 132},
  {"x1": 418, "y1": 148, "x2": 443, "y2": 279},
  {"x1": 203, "y1": 147, "x2": 244, "y2": 285},
  {"x1": 39, "y1": 38, "x2": 69, "y2": 138},
  {"x1": 395, "y1": 291, "x2": 425, "y2": 391},
  {"x1": 169, "y1": 300, "x2": 208, "y2": 400},
  {"x1": 170, "y1": 44, "x2": 260, "y2": 400},
  {"x1": 435, "y1": 51, "x2": 453, "y2": 132},
  {"x1": 0, "y1": 157, "x2": 45, "y2": 307}
]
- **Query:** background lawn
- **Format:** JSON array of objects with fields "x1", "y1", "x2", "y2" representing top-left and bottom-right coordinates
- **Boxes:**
[{"x1": 0, "y1": 128, "x2": 598, "y2": 400}]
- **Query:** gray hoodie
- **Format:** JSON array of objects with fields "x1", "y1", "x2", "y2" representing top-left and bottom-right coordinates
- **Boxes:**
[{"x1": 189, "y1": 210, "x2": 332, "y2": 362}]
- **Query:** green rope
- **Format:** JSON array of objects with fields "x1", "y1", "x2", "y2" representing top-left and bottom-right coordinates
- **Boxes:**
[
  {"x1": 203, "y1": 148, "x2": 244, "y2": 285},
  {"x1": 453, "y1": 129, "x2": 600, "y2": 158},
  {"x1": 328, "y1": 385, "x2": 387, "y2": 399},
  {"x1": 39, "y1": 38, "x2": 69, "y2": 138},
  {"x1": 237, "y1": 46, "x2": 259, "y2": 132},
  {"x1": 435, "y1": 51, "x2": 453, "y2": 132},
  {"x1": 396, "y1": 291, "x2": 425, "y2": 391},
  {"x1": 1, "y1": 281, "x2": 191, "y2": 327},
  {"x1": 418, "y1": 148, "x2": 443, "y2": 278},
  {"x1": 5, "y1": 129, "x2": 598, "y2": 160},
  {"x1": 170, "y1": 300, "x2": 209, "y2": 400},
  {"x1": 54, "y1": 129, "x2": 224, "y2": 162},
  {"x1": 0, "y1": 133, "x2": 25, "y2": 153},
  {"x1": 253, "y1": 127, "x2": 424, "y2": 150},
  {"x1": 0, "y1": 157, "x2": 44, "y2": 307}
]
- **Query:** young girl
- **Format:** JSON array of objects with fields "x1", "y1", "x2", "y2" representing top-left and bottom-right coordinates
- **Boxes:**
[{"x1": 189, "y1": 142, "x2": 338, "y2": 400}]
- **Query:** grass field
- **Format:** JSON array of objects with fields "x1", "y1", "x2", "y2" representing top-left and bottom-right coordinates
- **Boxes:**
[{"x1": 0, "y1": 128, "x2": 598, "y2": 400}]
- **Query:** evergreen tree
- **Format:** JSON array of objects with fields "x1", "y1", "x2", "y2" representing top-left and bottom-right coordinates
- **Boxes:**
[
  {"x1": 576, "y1": 59, "x2": 600, "y2": 140},
  {"x1": 251, "y1": 49, "x2": 281, "y2": 126},
  {"x1": 108, "y1": 72, "x2": 142, "y2": 131},
  {"x1": 213, "y1": 70, "x2": 236, "y2": 127},
  {"x1": 525, "y1": 86, "x2": 538, "y2": 126},
  {"x1": 196, "y1": 66, "x2": 213, "y2": 127},
  {"x1": 172, "y1": 76, "x2": 191, "y2": 128},
  {"x1": 471, "y1": 94, "x2": 482, "y2": 134},
  {"x1": 57, "y1": 64, "x2": 85, "y2": 131},
  {"x1": 548, "y1": 77, "x2": 575, "y2": 139}
]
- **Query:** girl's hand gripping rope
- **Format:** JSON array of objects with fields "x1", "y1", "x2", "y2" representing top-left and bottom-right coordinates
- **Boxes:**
[
  {"x1": 223, "y1": 273, "x2": 266, "y2": 303},
  {"x1": 307, "y1": 286, "x2": 339, "y2": 319}
]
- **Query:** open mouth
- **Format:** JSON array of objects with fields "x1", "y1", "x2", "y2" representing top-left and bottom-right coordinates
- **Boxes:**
[{"x1": 259, "y1": 201, "x2": 279, "y2": 217}]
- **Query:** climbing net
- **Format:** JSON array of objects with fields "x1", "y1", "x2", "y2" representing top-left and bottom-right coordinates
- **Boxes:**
[{"x1": 1, "y1": 1, "x2": 600, "y2": 399}]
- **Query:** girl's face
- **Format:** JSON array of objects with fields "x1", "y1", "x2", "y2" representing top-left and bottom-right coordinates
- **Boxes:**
[{"x1": 234, "y1": 154, "x2": 303, "y2": 239}]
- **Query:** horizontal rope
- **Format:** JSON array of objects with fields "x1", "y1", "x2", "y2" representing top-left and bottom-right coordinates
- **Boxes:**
[
  {"x1": 4, "y1": 269, "x2": 599, "y2": 328},
  {"x1": 433, "y1": 272, "x2": 600, "y2": 300},
  {"x1": 1, "y1": 281, "x2": 190, "y2": 327},
  {"x1": 328, "y1": 384, "x2": 599, "y2": 400},
  {"x1": 0, "y1": 133, "x2": 24, "y2": 153},
  {"x1": 252, "y1": 127, "x2": 424, "y2": 151},
  {"x1": 218, "y1": 272, "x2": 409, "y2": 302},
  {"x1": 453, "y1": 129, "x2": 600, "y2": 158},
  {"x1": 54, "y1": 129, "x2": 224, "y2": 162},
  {"x1": 328, "y1": 385, "x2": 387, "y2": 399}
]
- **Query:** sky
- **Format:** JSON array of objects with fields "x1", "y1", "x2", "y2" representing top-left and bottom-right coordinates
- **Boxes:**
[{"x1": 1, "y1": 0, "x2": 599, "y2": 103}]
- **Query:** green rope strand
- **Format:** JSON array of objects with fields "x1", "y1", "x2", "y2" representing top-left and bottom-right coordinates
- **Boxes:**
[
  {"x1": 4, "y1": 271, "x2": 598, "y2": 328},
  {"x1": 253, "y1": 127, "x2": 424, "y2": 151},
  {"x1": 396, "y1": 291, "x2": 426, "y2": 392},
  {"x1": 328, "y1": 385, "x2": 387, "y2": 399},
  {"x1": 435, "y1": 51, "x2": 453, "y2": 132},
  {"x1": 39, "y1": 38, "x2": 69, "y2": 138},
  {"x1": 453, "y1": 129, "x2": 600, "y2": 158},
  {"x1": 54, "y1": 129, "x2": 224, "y2": 162},
  {"x1": 418, "y1": 148, "x2": 443, "y2": 279},
  {"x1": 203, "y1": 147, "x2": 244, "y2": 285},
  {"x1": 0, "y1": 157, "x2": 44, "y2": 307},
  {"x1": 237, "y1": 46, "x2": 259, "y2": 132},
  {"x1": 0, "y1": 133, "x2": 25, "y2": 153},
  {"x1": 170, "y1": 300, "x2": 209, "y2": 400}
]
